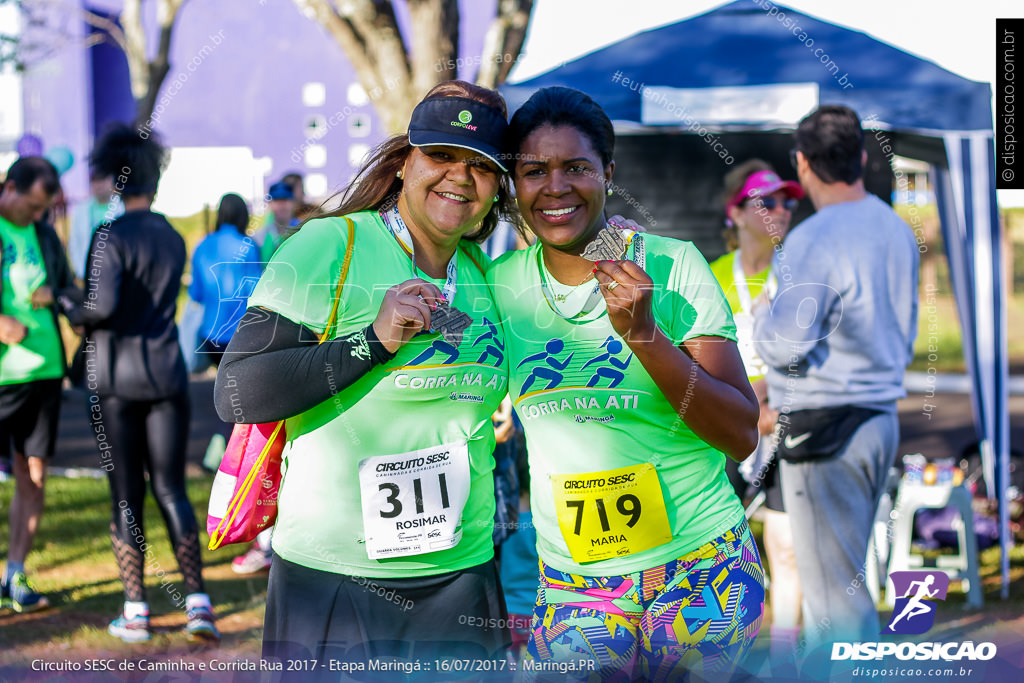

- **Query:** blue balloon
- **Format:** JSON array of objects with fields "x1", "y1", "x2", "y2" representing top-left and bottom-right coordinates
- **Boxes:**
[
  {"x1": 16, "y1": 134, "x2": 43, "y2": 157},
  {"x1": 45, "y1": 146, "x2": 75, "y2": 175}
]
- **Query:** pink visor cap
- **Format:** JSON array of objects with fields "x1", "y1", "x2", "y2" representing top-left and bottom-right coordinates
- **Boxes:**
[{"x1": 727, "y1": 169, "x2": 804, "y2": 212}]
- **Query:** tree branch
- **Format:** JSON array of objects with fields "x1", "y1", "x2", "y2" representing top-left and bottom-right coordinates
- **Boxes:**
[
  {"x1": 407, "y1": 0, "x2": 457, "y2": 96},
  {"x1": 476, "y1": 0, "x2": 532, "y2": 89},
  {"x1": 296, "y1": 0, "x2": 535, "y2": 133}
]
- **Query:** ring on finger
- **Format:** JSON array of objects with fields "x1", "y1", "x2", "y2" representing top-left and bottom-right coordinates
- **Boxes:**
[{"x1": 606, "y1": 281, "x2": 620, "y2": 291}]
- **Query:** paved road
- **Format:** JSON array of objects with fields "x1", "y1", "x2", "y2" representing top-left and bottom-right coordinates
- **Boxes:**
[
  {"x1": 50, "y1": 379, "x2": 1023, "y2": 475},
  {"x1": 52, "y1": 378, "x2": 227, "y2": 474}
]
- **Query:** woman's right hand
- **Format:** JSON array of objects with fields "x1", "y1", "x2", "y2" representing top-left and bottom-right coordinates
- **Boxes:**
[
  {"x1": 0, "y1": 314, "x2": 27, "y2": 345},
  {"x1": 372, "y1": 279, "x2": 446, "y2": 354}
]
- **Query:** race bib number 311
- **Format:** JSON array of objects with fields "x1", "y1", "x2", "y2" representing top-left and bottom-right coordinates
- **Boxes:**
[
  {"x1": 358, "y1": 443, "x2": 470, "y2": 560},
  {"x1": 552, "y1": 463, "x2": 672, "y2": 563}
]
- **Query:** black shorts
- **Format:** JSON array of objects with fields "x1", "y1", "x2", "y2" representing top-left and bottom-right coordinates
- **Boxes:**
[
  {"x1": 727, "y1": 448, "x2": 786, "y2": 513},
  {"x1": 198, "y1": 337, "x2": 228, "y2": 367},
  {"x1": 263, "y1": 553, "x2": 509, "y2": 680},
  {"x1": 758, "y1": 454, "x2": 785, "y2": 512},
  {"x1": 0, "y1": 378, "x2": 62, "y2": 460}
]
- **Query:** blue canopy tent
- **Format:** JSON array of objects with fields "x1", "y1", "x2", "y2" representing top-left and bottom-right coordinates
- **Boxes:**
[{"x1": 504, "y1": 0, "x2": 1011, "y2": 598}]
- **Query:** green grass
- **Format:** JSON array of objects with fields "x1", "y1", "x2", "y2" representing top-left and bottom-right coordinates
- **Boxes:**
[
  {"x1": 909, "y1": 294, "x2": 1024, "y2": 373},
  {"x1": 911, "y1": 293, "x2": 965, "y2": 373},
  {"x1": 0, "y1": 474, "x2": 265, "y2": 661}
]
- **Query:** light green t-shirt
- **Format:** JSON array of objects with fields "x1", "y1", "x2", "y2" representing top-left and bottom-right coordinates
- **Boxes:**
[
  {"x1": 487, "y1": 235, "x2": 743, "y2": 576},
  {"x1": 0, "y1": 216, "x2": 63, "y2": 385},
  {"x1": 247, "y1": 211, "x2": 508, "y2": 578}
]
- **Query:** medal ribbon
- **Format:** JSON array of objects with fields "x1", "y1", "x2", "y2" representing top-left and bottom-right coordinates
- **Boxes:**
[
  {"x1": 538, "y1": 228, "x2": 644, "y2": 321},
  {"x1": 732, "y1": 248, "x2": 776, "y2": 312},
  {"x1": 381, "y1": 206, "x2": 459, "y2": 302}
]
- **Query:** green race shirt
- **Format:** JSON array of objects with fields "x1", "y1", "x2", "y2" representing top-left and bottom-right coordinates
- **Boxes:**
[
  {"x1": 247, "y1": 211, "x2": 508, "y2": 578},
  {"x1": 0, "y1": 215, "x2": 63, "y2": 385},
  {"x1": 487, "y1": 235, "x2": 744, "y2": 576}
]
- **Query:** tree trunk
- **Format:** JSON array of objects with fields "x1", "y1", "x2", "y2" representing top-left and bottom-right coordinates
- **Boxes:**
[
  {"x1": 476, "y1": 0, "x2": 533, "y2": 89},
  {"x1": 124, "y1": 0, "x2": 186, "y2": 129},
  {"x1": 297, "y1": 0, "x2": 534, "y2": 134},
  {"x1": 407, "y1": 0, "x2": 458, "y2": 97}
]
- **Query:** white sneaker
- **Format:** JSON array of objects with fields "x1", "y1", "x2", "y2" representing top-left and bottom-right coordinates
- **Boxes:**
[{"x1": 231, "y1": 546, "x2": 272, "y2": 574}]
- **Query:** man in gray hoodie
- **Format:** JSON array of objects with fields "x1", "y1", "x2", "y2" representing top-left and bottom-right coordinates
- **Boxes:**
[{"x1": 753, "y1": 105, "x2": 920, "y2": 644}]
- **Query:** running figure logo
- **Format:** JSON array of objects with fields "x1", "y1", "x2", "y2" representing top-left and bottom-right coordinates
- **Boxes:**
[
  {"x1": 518, "y1": 339, "x2": 574, "y2": 394},
  {"x1": 883, "y1": 570, "x2": 949, "y2": 635},
  {"x1": 581, "y1": 336, "x2": 633, "y2": 388}
]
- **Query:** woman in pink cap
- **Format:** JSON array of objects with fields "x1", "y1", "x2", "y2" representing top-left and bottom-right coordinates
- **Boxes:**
[{"x1": 710, "y1": 160, "x2": 804, "y2": 668}]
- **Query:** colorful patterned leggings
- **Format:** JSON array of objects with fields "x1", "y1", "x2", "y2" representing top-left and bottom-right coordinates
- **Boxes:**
[{"x1": 525, "y1": 519, "x2": 764, "y2": 682}]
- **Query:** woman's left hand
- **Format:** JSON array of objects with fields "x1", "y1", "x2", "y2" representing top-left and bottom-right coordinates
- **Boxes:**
[
  {"x1": 30, "y1": 285, "x2": 54, "y2": 309},
  {"x1": 594, "y1": 260, "x2": 657, "y2": 343}
]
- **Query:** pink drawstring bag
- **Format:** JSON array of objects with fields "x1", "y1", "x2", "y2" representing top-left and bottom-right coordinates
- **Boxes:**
[
  {"x1": 207, "y1": 421, "x2": 287, "y2": 549},
  {"x1": 206, "y1": 217, "x2": 355, "y2": 550}
]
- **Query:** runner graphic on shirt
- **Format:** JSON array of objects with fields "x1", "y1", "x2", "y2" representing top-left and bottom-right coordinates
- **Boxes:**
[
  {"x1": 518, "y1": 339, "x2": 574, "y2": 394},
  {"x1": 408, "y1": 338, "x2": 460, "y2": 366},
  {"x1": 582, "y1": 336, "x2": 633, "y2": 388},
  {"x1": 472, "y1": 317, "x2": 505, "y2": 366}
]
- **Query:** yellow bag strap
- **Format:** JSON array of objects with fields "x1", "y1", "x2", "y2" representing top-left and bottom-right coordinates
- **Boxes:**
[
  {"x1": 321, "y1": 216, "x2": 356, "y2": 341},
  {"x1": 209, "y1": 216, "x2": 356, "y2": 550},
  {"x1": 209, "y1": 421, "x2": 285, "y2": 550}
]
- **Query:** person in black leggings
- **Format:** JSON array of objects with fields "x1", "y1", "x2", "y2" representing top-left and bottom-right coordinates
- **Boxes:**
[{"x1": 66, "y1": 125, "x2": 218, "y2": 644}]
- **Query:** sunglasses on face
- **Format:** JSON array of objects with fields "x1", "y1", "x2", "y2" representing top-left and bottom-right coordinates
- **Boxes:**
[
  {"x1": 746, "y1": 196, "x2": 799, "y2": 211},
  {"x1": 789, "y1": 148, "x2": 800, "y2": 170}
]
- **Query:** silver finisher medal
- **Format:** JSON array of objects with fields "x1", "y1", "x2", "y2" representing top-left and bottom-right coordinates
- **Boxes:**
[
  {"x1": 430, "y1": 303, "x2": 473, "y2": 347},
  {"x1": 580, "y1": 225, "x2": 630, "y2": 262}
]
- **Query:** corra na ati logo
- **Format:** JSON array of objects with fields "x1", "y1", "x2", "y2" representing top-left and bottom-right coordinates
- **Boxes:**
[{"x1": 884, "y1": 570, "x2": 949, "y2": 635}]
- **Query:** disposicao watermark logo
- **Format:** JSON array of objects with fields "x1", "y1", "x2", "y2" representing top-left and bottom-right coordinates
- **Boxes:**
[
  {"x1": 884, "y1": 570, "x2": 949, "y2": 635},
  {"x1": 831, "y1": 570, "x2": 996, "y2": 664}
]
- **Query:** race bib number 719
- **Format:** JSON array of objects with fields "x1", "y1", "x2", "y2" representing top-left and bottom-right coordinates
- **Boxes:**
[{"x1": 551, "y1": 463, "x2": 671, "y2": 563}]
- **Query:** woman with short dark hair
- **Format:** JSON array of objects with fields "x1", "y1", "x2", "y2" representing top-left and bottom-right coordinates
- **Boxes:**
[
  {"x1": 490, "y1": 86, "x2": 765, "y2": 680},
  {"x1": 189, "y1": 192, "x2": 261, "y2": 364},
  {"x1": 69, "y1": 124, "x2": 218, "y2": 644}
]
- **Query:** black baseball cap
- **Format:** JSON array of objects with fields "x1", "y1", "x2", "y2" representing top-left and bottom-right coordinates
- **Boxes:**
[{"x1": 407, "y1": 96, "x2": 508, "y2": 172}]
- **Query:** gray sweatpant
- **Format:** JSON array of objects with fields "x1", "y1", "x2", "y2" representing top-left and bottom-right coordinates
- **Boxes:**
[{"x1": 779, "y1": 410, "x2": 899, "y2": 644}]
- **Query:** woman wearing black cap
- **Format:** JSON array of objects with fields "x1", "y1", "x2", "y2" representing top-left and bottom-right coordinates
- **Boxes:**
[{"x1": 215, "y1": 81, "x2": 514, "y2": 667}]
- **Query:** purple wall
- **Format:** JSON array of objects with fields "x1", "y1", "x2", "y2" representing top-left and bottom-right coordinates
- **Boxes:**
[
  {"x1": 22, "y1": 0, "x2": 498, "y2": 203},
  {"x1": 20, "y1": 2, "x2": 93, "y2": 202}
]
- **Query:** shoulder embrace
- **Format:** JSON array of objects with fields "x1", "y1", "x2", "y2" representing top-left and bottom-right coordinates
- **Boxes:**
[{"x1": 458, "y1": 239, "x2": 492, "y2": 275}]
